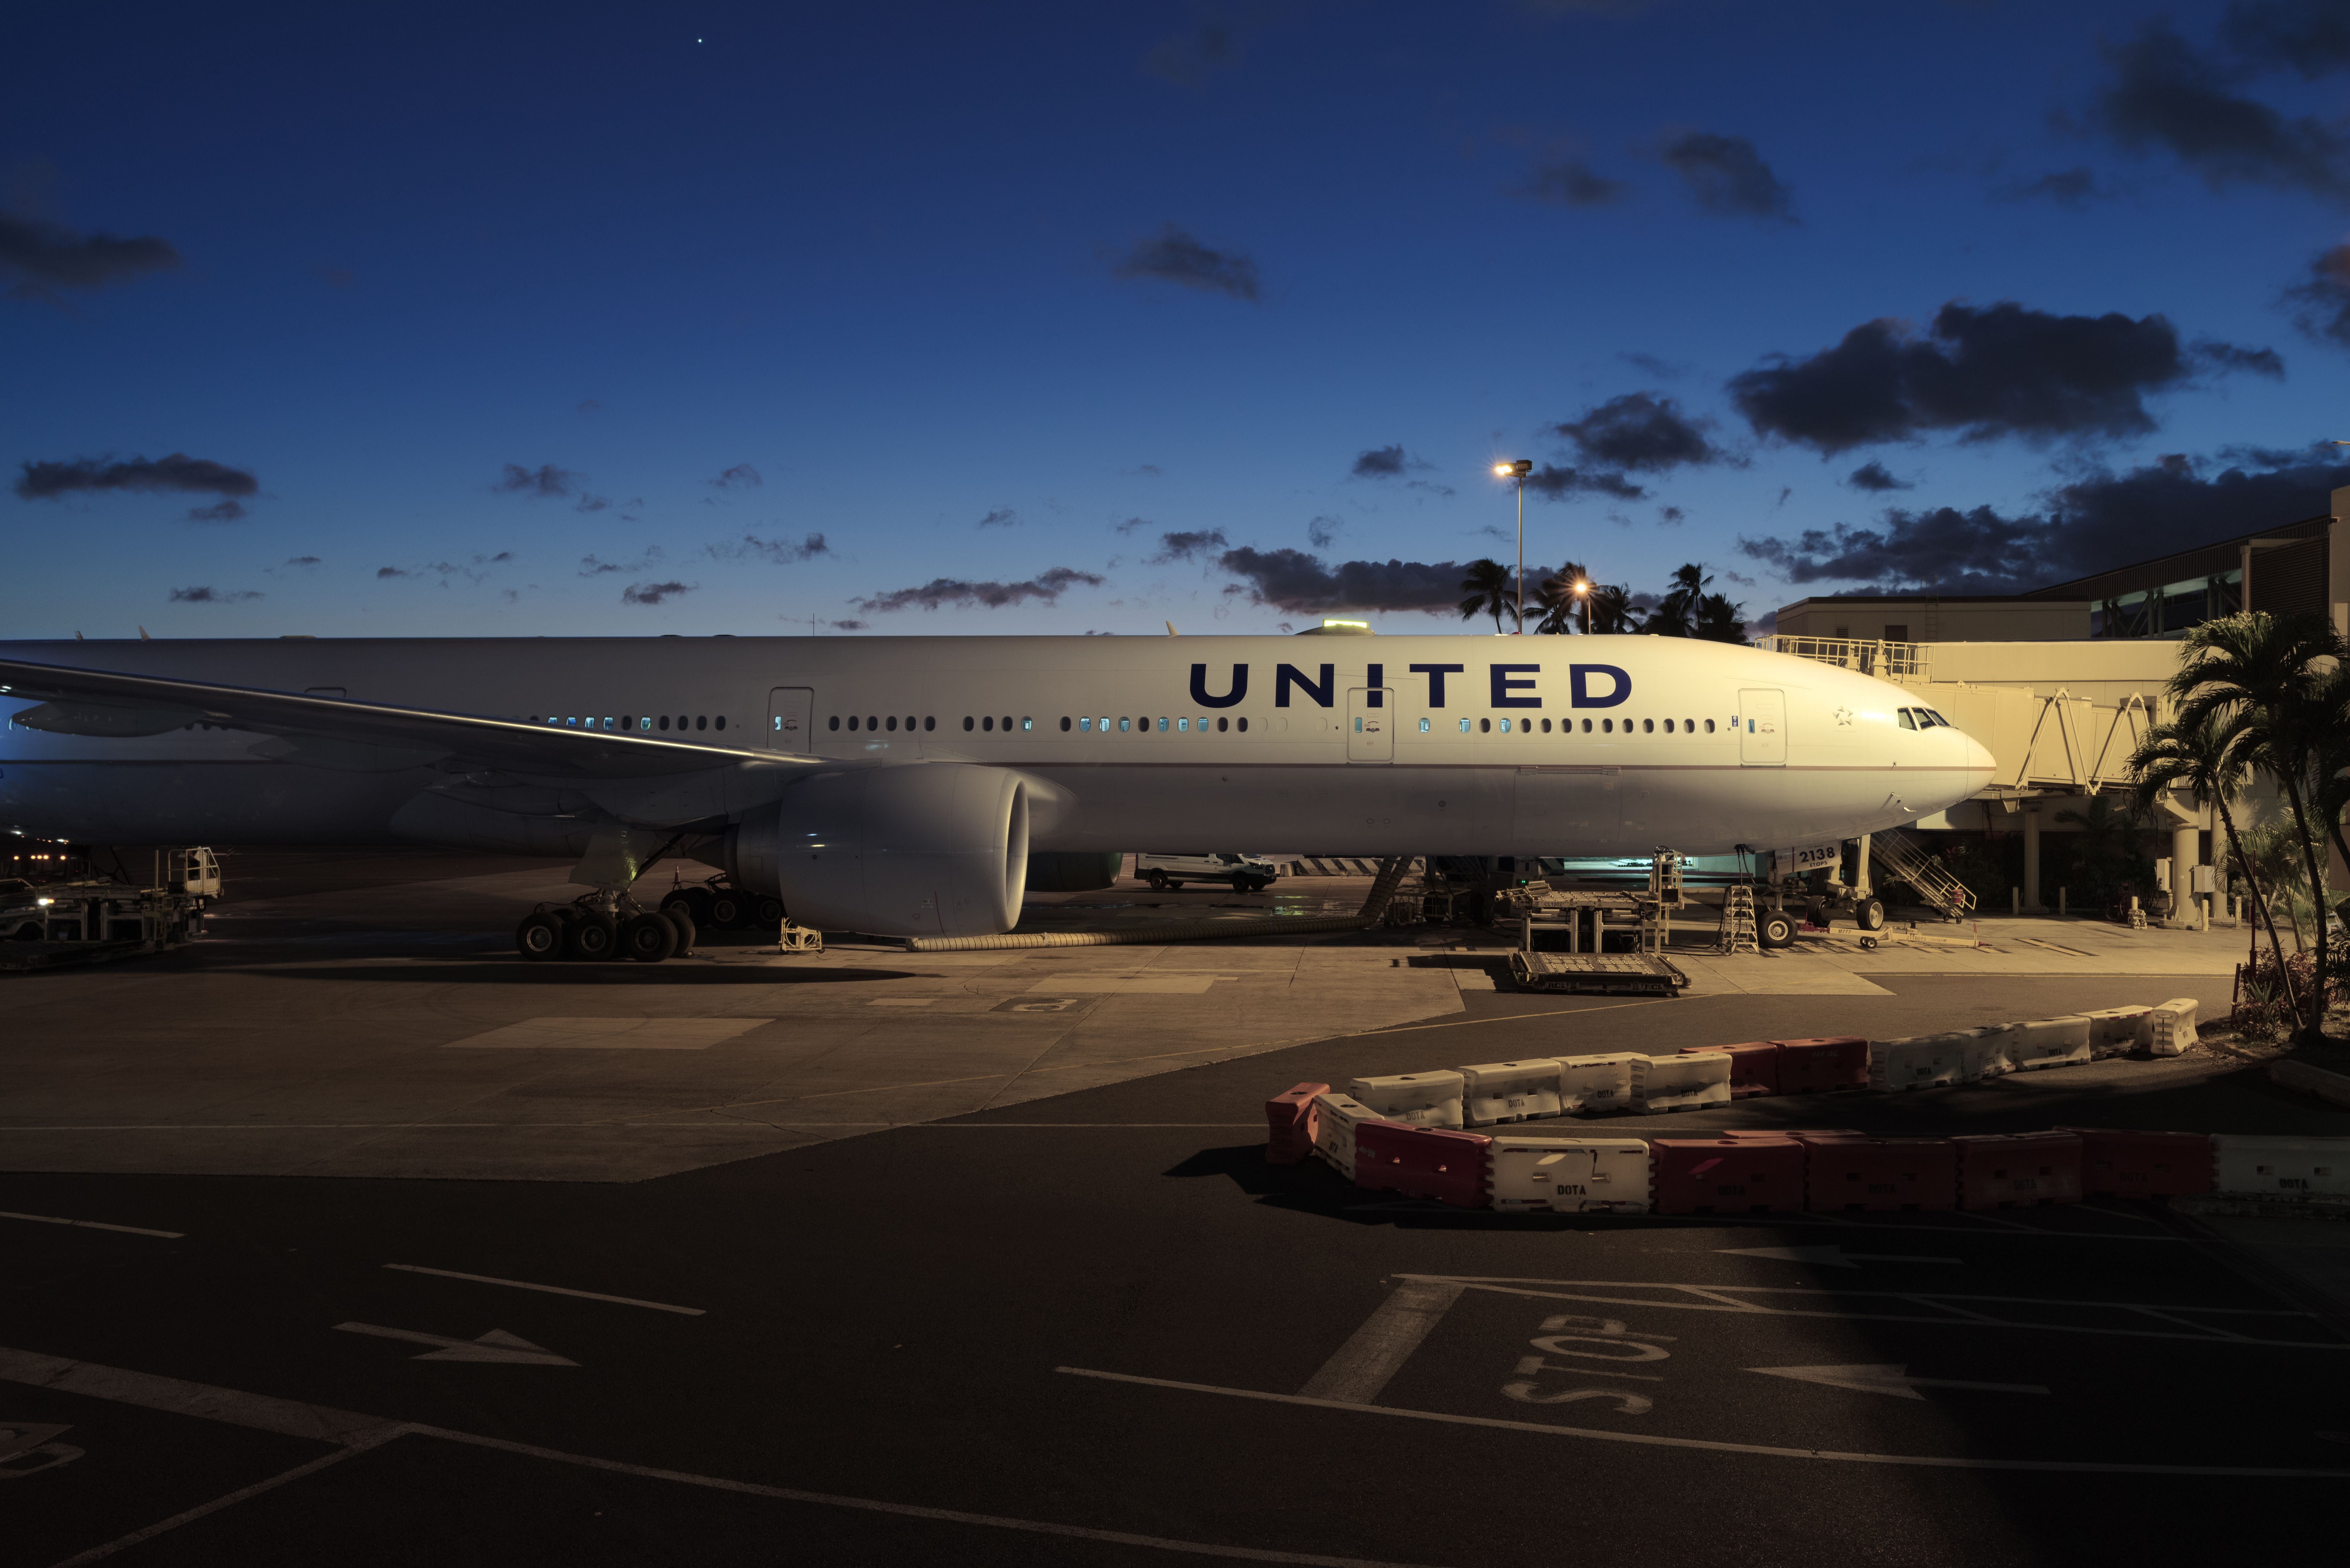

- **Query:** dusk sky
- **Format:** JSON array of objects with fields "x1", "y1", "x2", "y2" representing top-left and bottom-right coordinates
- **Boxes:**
[{"x1": 8, "y1": 1, "x2": 2350, "y2": 641}]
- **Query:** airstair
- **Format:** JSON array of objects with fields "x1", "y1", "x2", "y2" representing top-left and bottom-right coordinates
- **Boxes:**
[{"x1": 1866, "y1": 828, "x2": 1977, "y2": 921}]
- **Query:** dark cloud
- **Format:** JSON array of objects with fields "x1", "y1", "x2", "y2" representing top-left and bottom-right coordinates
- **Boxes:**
[
  {"x1": 1726, "y1": 301, "x2": 2270, "y2": 454},
  {"x1": 1352, "y1": 444, "x2": 1409, "y2": 478},
  {"x1": 15, "y1": 452, "x2": 258, "y2": 501},
  {"x1": 1658, "y1": 505, "x2": 1686, "y2": 524},
  {"x1": 1308, "y1": 515, "x2": 1340, "y2": 549},
  {"x1": 854, "y1": 566, "x2": 1105, "y2": 612},
  {"x1": 622, "y1": 581, "x2": 695, "y2": 605},
  {"x1": 829, "y1": 619, "x2": 869, "y2": 631},
  {"x1": 977, "y1": 507, "x2": 1019, "y2": 528},
  {"x1": 709, "y1": 531, "x2": 828, "y2": 563},
  {"x1": 1994, "y1": 168, "x2": 2112, "y2": 209},
  {"x1": 1524, "y1": 462, "x2": 1645, "y2": 501},
  {"x1": 1143, "y1": 21, "x2": 1244, "y2": 86},
  {"x1": 1115, "y1": 516, "x2": 1151, "y2": 534},
  {"x1": 1554, "y1": 391, "x2": 1722, "y2": 472},
  {"x1": 493, "y1": 462, "x2": 581, "y2": 498},
  {"x1": 580, "y1": 549, "x2": 665, "y2": 578},
  {"x1": 2097, "y1": 22, "x2": 2350, "y2": 202},
  {"x1": 1150, "y1": 528, "x2": 1228, "y2": 564},
  {"x1": 708, "y1": 463, "x2": 762, "y2": 490},
  {"x1": 1521, "y1": 157, "x2": 1627, "y2": 207},
  {"x1": 0, "y1": 207, "x2": 180, "y2": 298},
  {"x1": 286, "y1": 555, "x2": 321, "y2": 567},
  {"x1": 186, "y1": 500, "x2": 248, "y2": 523},
  {"x1": 375, "y1": 566, "x2": 410, "y2": 579},
  {"x1": 1109, "y1": 225, "x2": 1261, "y2": 302},
  {"x1": 375, "y1": 553, "x2": 514, "y2": 587},
  {"x1": 1618, "y1": 351, "x2": 1687, "y2": 379},
  {"x1": 2222, "y1": 0, "x2": 2350, "y2": 80},
  {"x1": 1216, "y1": 548, "x2": 1502, "y2": 615},
  {"x1": 2285, "y1": 241, "x2": 2350, "y2": 347},
  {"x1": 2192, "y1": 337, "x2": 2286, "y2": 376},
  {"x1": 1740, "y1": 445, "x2": 2350, "y2": 593},
  {"x1": 168, "y1": 586, "x2": 262, "y2": 603},
  {"x1": 1845, "y1": 461, "x2": 1914, "y2": 492},
  {"x1": 1658, "y1": 131, "x2": 1796, "y2": 222}
]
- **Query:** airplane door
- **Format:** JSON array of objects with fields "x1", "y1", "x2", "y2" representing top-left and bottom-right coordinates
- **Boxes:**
[
  {"x1": 1738, "y1": 688, "x2": 1786, "y2": 766},
  {"x1": 766, "y1": 686, "x2": 813, "y2": 750},
  {"x1": 1346, "y1": 687, "x2": 1392, "y2": 763}
]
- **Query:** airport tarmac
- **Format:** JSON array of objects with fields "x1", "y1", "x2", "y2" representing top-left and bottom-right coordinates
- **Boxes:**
[{"x1": 4, "y1": 850, "x2": 2344, "y2": 1566}]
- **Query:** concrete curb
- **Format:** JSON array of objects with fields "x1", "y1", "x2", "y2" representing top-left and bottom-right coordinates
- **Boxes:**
[{"x1": 2270, "y1": 1058, "x2": 2350, "y2": 1112}]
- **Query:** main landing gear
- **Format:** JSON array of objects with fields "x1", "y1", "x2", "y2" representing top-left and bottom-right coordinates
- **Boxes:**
[{"x1": 515, "y1": 892, "x2": 696, "y2": 964}]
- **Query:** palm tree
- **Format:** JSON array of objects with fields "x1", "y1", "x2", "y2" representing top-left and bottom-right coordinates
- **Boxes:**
[
  {"x1": 1586, "y1": 583, "x2": 1642, "y2": 634},
  {"x1": 2128, "y1": 710, "x2": 2298, "y2": 1015},
  {"x1": 2168, "y1": 612, "x2": 2340, "y2": 1042},
  {"x1": 1532, "y1": 563, "x2": 1588, "y2": 634},
  {"x1": 1694, "y1": 591, "x2": 1747, "y2": 644},
  {"x1": 1458, "y1": 559, "x2": 1518, "y2": 634},
  {"x1": 1647, "y1": 563, "x2": 1710, "y2": 638},
  {"x1": 2305, "y1": 646, "x2": 2350, "y2": 913}
]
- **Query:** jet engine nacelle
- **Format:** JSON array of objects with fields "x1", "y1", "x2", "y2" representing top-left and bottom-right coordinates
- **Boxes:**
[{"x1": 725, "y1": 763, "x2": 1029, "y2": 938}]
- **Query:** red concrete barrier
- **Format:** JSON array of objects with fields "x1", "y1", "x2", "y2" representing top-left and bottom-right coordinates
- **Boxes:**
[
  {"x1": 1264, "y1": 1082, "x2": 1330, "y2": 1165},
  {"x1": 1650, "y1": 1136, "x2": 1805, "y2": 1215},
  {"x1": 1797, "y1": 1133, "x2": 1957, "y2": 1211},
  {"x1": 1770, "y1": 1037, "x2": 1869, "y2": 1095},
  {"x1": 2056, "y1": 1127, "x2": 2213, "y2": 1199},
  {"x1": 1952, "y1": 1130, "x2": 2083, "y2": 1209},
  {"x1": 1681, "y1": 1040, "x2": 1779, "y2": 1097},
  {"x1": 1353, "y1": 1121, "x2": 1493, "y2": 1209}
]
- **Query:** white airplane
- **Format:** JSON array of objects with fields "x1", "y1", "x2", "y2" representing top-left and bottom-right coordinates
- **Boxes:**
[{"x1": 0, "y1": 632, "x2": 1993, "y2": 946}]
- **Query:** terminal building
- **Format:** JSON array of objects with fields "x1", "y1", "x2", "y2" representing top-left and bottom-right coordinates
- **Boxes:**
[{"x1": 1768, "y1": 488, "x2": 2350, "y2": 920}]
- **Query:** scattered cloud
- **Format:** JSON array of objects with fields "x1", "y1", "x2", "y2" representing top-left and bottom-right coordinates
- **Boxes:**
[
  {"x1": 1116, "y1": 516, "x2": 1152, "y2": 534},
  {"x1": 1555, "y1": 391, "x2": 1723, "y2": 471},
  {"x1": 1658, "y1": 131, "x2": 1796, "y2": 222},
  {"x1": 1308, "y1": 515, "x2": 1340, "y2": 549},
  {"x1": 1845, "y1": 460, "x2": 1914, "y2": 492},
  {"x1": 1150, "y1": 528, "x2": 1228, "y2": 563},
  {"x1": 168, "y1": 585, "x2": 262, "y2": 603},
  {"x1": 1658, "y1": 505, "x2": 1686, "y2": 524},
  {"x1": 493, "y1": 462, "x2": 581, "y2": 499},
  {"x1": 854, "y1": 565, "x2": 1106, "y2": 612},
  {"x1": 977, "y1": 507, "x2": 1020, "y2": 528},
  {"x1": 376, "y1": 566, "x2": 410, "y2": 579},
  {"x1": 1727, "y1": 300, "x2": 2270, "y2": 455},
  {"x1": 1994, "y1": 167, "x2": 2113, "y2": 208},
  {"x1": 1352, "y1": 444, "x2": 1409, "y2": 478},
  {"x1": 2096, "y1": 21, "x2": 2350, "y2": 202},
  {"x1": 186, "y1": 500, "x2": 248, "y2": 523},
  {"x1": 708, "y1": 463, "x2": 762, "y2": 490},
  {"x1": 1215, "y1": 548, "x2": 1501, "y2": 615},
  {"x1": 2192, "y1": 336, "x2": 2286, "y2": 376},
  {"x1": 709, "y1": 531, "x2": 828, "y2": 563},
  {"x1": 1108, "y1": 224, "x2": 1261, "y2": 302},
  {"x1": 285, "y1": 555, "x2": 321, "y2": 567},
  {"x1": 580, "y1": 548, "x2": 663, "y2": 578},
  {"x1": 374, "y1": 553, "x2": 515, "y2": 587},
  {"x1": 2223, "y1": 0, "x2": 2350, "y2": 79},
  {"x1": 1143, "y1": 20, "x2": 1245, "y2": 86},
  {"x1": 1524, "y1": 462, "x2": 1644, "y2": 501},
  {"x1": 1520, "y1": 156, "x2": 1627, "y2": 207},
  {"x1": 829, "y1": 618, "x2": 869, "y2": 631},
  {"x1": 1132, "y1": 463, "x2": 1164, "y2": 477},
  {"x1": 0, "y1": 207, "x2": 180, "y2": 299},
  {"x1": 15, "y1": 452, "x2": 258, "y2": 502},
  {"x1": 1618, "y1": 351, "x2": 1687, "y2": 378},
  {"x1": 1740, "y1": 444, "x2": 2350, "y2": 593},
  {"x1": 622, "y1": 580, "x2": 696, "y2": 605},
  {"x1": 577, "y1": 399, "x2": 601, "y2": 413},
  {"x1": 2285, "y1": 241, "x2": 2350, "y2": 347}
]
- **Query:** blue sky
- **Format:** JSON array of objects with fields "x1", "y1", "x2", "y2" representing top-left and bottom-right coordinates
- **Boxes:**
[{"x1": 6, "y1": 0, "x2": 2348, "y2": 640}]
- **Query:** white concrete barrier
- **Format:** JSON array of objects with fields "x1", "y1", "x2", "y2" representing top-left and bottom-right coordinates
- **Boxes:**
[
  {"x1": 2147, "y1": 998, "x2": 2199, "y2": 1057},
  {"x1": 1346, "y1": 1071, "x2": 1465, "y2": 1129},
  {"x1": 1556, "y1": 1052, "x2": 1641, "y2": 1115},
  {"x1": 1309, "y1": 1092, "x2": 1385, "y2": 1180},
  {"x1": 1962, "y1": 1025, "x2": 2012, "y2": 1081},
  {"x1": 1870, "y1": 1032, "x2": 1970, "y2": 1092},
  {"x1": 1632, "y1": 1052, "x2": 1731, "y2": 1114},
  {"x1": 1490, "y1": 1135, "x2": 1651, "y2": 1213},
  {"x1": 2008, "y1": 1015, "x2": 2093, "y2": 1071},
  {"x1": 1459, "y1": 1059, "x2": 1564, "y2": 1127},
  {"x1": 2081, "y1": 1005, "x2": 2150, "y2": 1058},
  {"x1": 2211, "y1": 1133, "x2": 2350, "y2": 1197}
]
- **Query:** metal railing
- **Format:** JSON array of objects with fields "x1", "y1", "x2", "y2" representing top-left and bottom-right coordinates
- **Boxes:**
[{"x1": 1758, "y1": 635, "x2": 1929, "y2": 682}]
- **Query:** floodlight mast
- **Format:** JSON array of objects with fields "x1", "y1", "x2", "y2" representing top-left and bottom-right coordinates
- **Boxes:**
[{"x1": 1493, "y1": 459, "x2": 1533, "y2": 632}]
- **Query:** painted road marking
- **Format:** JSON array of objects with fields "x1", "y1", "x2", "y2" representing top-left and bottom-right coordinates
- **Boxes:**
[
  {"x1": 1398, "y1": 1276, "x2": 2350, "y2": 1349},
  {"x1": 332, "y1": 1323, "x2": 578, "y2": 1365},
  {"x1": 0, "y1": 1210, "x2": 182, "y2": 1240},
  {"x1": 1749, "y1": 1364, "x2": 2051, "y2": 1399},
  {"x1": 0, "y1": 1347, "x2": 1434, "y2": 1568},
  {"x1": 0, "y1": 1422, "x2": 72, "y2": 1463},
  {"x1": 1055, "y1": 1368, "x2": 2350, "y2": 1476},
  {"x1": 383, "y1": 1264, "x2": 706, "y2": 1316},
  {"x1": 1298, "y1": 1280, "x2": 1463, "y2": 1403},
  {"x1": 441, "y1": 1017, "x2": 769, "y2": 1050},
  {"x1": 1718, "y1": 1246, "x2": 1963, "y2": 1268}
]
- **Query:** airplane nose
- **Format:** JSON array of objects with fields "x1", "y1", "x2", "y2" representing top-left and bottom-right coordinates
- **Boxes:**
[{"x1": 1961, "y1": 730, "x2": 1995, "y2": 777}]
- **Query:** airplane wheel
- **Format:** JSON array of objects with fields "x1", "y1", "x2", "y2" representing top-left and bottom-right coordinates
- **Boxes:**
[
  {"x1": 754, "y1": 896, "x2": 786, "y2": 926},
  {"x1": 568, "y1": 912, "x2": 619, "y2": 960},
  {"x1": 621, "y1": 912, "x2": 679, "y2": 963},
  {"x1": 663, "y1": 907, "x2": 697, "y2": 956},
  {"x1": 1854, "y1": 897, "x2": 1886, "y2": 931},
  {"x1": 707, "y1": 890, "x2": 750, "y2": 929},
  {"x1": 1757, "y1": 910, "x2": 1798, "y2": 949},
  {"x1": 515, "y1": 911, "x2": 566, "y2": 961}
]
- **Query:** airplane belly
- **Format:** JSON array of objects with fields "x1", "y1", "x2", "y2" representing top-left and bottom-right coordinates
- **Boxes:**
[
  {"x1": 0, "y1": 762, "x2": 420, "y2": 844},
  {"x1": 1023, "y1": 764, "x2": 1517, "y2": 855}
]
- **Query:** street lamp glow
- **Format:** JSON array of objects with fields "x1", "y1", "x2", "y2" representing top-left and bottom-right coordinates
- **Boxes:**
[{"x1": 1494, "y1": 459, "x2": 1533, "y2": 633}]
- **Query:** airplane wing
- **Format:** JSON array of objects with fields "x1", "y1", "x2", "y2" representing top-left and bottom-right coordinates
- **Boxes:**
[{"x1": 0, "y1": 657, "x2": 818, "y2": 779}]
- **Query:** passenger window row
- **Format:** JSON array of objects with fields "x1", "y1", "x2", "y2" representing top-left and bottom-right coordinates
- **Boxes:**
[
  {"x1": 1065, "y1": 716, "x2": 1249, "y2": 733},
  {"x1": 1421, "y1": 716, "x2": 1716, "y2": 735},
  {"x1": 830, "y1": 715, "x2": 934, "y2": 732},
  {"x1": 534, "y1": 714, "x2": 725, "y2": 732}
]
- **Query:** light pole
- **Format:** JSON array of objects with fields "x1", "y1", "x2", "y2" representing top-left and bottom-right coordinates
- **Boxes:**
[
  {"x1": 1574, "y1": 576, "x2": 1591, "y2": 634},
  {"x1": 1493, "y1": 459, "x2": 1532, "y2": 633}
]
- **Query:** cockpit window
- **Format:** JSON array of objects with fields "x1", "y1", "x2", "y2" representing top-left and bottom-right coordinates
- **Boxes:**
[
  {"x1": 1926, "y1": 709, "x2": 1951, "y2": 727},
  {"x1": 1897, "y1": 709, "x2": 1917, "y2": 730}
]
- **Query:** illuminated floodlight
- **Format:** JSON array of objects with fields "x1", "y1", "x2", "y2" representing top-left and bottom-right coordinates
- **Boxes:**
[{"x1": 1323, "y1": 618, "x2": 1368, "y2": 630}]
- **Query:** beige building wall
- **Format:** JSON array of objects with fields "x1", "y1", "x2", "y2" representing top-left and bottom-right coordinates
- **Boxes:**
[{"x1": 1775, "y1": 598, "x2": 2088, "y2": 641}]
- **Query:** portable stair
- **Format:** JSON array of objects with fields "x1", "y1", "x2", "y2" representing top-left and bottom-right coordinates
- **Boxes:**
[
  {"x1": 1866, "y1": 828, "x2": 1977, "y2": 921},
  {"x1": 1714, "y1": 884, "x2": 1759, "y2": 955}
]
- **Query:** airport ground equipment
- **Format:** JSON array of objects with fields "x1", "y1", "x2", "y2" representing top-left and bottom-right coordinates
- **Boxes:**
[
  {"x1": 1507, "y1": 890, "x2": 1688, "y2": 995},
  {"x1": 1862, "y1": 827, "x2": 1975, "y2": 923},
  {"x1": 0, "y1": 874, "x2": 208, "y2": 971},
  {"x1": 1713, "y1": 884, "x2": 1759, "y2": 954}
]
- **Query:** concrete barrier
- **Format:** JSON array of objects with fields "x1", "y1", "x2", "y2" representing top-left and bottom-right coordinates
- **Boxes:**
[
  {"x1": 2007, "y1": 1015, "x2": 2093, "y2": 1071},
  {"x1": 1458, "y1": 1059, "x2": 1564, "y2": 1127},
  {"x1": 1651, "y1": 1135, "x2": 1804, "y2": 1214},
  {"x1": 1308, "y1": 1092, "x2": 1384, "y2": 1181},
  {"x1": 1489, "y1": 1135, "x2": 1650, "y2": 1213},
  {"x1": 1869, "y1": 1032, "x2": 1968, "y2": 1092},
  {"x1": 2211, "y1": 1133, "x2": 2350, "y2": 1197},
  {"x1": 2271, "y1": 1059, "x2": 2350, "y2": 1111},
  {"x1": 1347, "y1": 1071, "x2": 1465, "y2": 1129},
  {"x1": 1354, "y1": 1121, "x2": 1493, "y2": 1208},
  {"x1": 1962, "y1": 1024, "x2": 2013, "y2": 1081},
  {"x1": 1632, "y1": 1052, "x2": 1731, "y2": 1114},
  {"x1": 2081, "y1": 1005, "x2": 2150, "y2": 1058},
  {"x1": 1556, "y1": 1052, "x2": 1641, "y2": 1115},
  {"x1": 1771, "y1": 1036, "x2": 1869, "y2": 1095},
  {"x1": 1797, "y1": 1134, "x2": 1956, "y2": 1211},
  {"x1": 1680, "y1": 1040, "x2": 1778, "y2": 1098},
  {"x1": 2058, "y1": 1127, "x2": 2211, "y2": 1199},
  {"x1": 1953, "y1": 1130, "x2": 2083, "y2": 1209},
  {"x1": 1263, "y1": 1082, "x2": 1328, "y2": 1165},
  {"x1": 2147, "y1": 998, "x2": 2199, "y2": 1057}
]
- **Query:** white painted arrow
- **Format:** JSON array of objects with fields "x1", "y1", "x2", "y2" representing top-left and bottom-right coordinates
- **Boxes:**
[
  {"x1": 1717, "y1": 1245, "x2": 1962, "y2": 1268},
  {"x1": 1748, "y1": 1364, "x2": 2049, "y2": 1399},
  {"x1": 334, "y1": 1321, "x2": 577, "y2": 1365}
]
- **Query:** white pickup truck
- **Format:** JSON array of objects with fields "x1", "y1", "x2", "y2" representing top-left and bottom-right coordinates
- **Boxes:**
[{"x1": 1134, "y1": 853, "x2": 1283, "y2": 893}]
